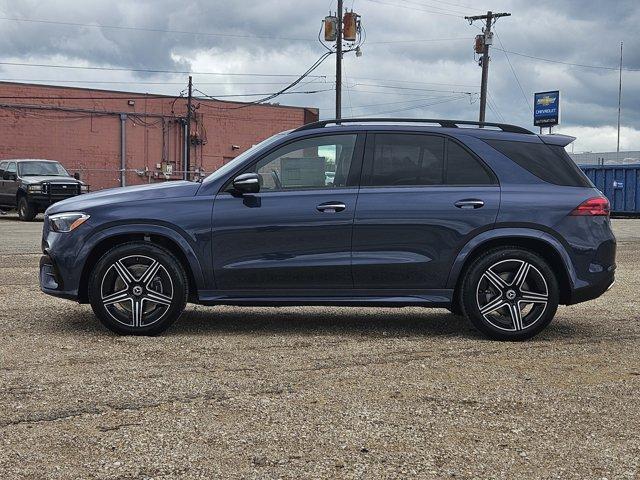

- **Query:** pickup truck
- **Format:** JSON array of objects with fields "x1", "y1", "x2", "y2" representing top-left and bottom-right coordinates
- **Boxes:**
[{"x1": 0, "y1": 159, "x2": 89, "y2": 221}]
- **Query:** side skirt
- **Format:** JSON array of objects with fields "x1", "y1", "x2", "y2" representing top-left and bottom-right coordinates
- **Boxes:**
[{"x1": 196, "y1": 289, "x2": 453, "y2": 308}]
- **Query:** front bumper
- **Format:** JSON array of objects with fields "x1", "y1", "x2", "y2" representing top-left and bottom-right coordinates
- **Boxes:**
[
  {"x1": 29, "y1": 192, "x2": 81, "y2": 209},
  {"x1": 39, "y1": 254, "x2": 79, "y2": 300}
]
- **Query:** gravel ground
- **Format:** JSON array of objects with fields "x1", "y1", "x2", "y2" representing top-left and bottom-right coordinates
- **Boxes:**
[{"x1": 0, "y1": 214, "x2": 639, "y2": 479}]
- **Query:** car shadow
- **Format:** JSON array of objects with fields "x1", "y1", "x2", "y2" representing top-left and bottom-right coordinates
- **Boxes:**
[
  {"x1": 48, "y1": 305, "x2": 602, "y2": 343},
  {"x1": 172, "y1": 307, "x2": 481, "y2": 339}
]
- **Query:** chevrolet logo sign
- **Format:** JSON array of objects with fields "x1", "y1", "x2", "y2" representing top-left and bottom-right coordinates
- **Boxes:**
[
  {"x1": 537, "y1": 95, "x2": 556, "y2": 106},
  {"x1": 62, "y1": 185, "x2": 67, "y2": 189}
]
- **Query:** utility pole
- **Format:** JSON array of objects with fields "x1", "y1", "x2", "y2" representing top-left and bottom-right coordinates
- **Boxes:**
[
  {"x1": 186, "y1": 75, "x2": 193, "y2": 181},
  {"x1": 617, "y1": 41, "x2": 623, "y2": 161},
  {"x1": 465, "y1": 11, "x2": 510, "y2": 123},
  {"x1": 336, "y1": 0, "x2": 343, "y2": 120}
]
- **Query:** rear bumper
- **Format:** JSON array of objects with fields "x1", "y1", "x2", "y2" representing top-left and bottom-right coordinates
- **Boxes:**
[{"x1": 567, "y1": 268, "x2": 615, "y2": 305}]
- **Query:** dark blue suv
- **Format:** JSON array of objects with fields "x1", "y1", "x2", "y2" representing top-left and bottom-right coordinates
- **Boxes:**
[{"x1": 40, "y1": 119, "x2": 616, "y2": 340}]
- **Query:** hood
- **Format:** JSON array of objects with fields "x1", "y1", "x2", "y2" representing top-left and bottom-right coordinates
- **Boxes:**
[
  {"x1": 46, "y1": 180, "x2": 201, "y2": 214},
  {"x1": 20, "y1": 175, "x2": 81, "y2": 185}
]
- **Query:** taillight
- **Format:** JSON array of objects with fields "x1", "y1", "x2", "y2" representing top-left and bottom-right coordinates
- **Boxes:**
[{"x1": 570, "y1": 197, "x2": 610, "y2": 216}]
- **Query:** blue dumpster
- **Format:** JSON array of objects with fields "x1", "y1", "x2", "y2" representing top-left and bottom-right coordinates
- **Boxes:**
[{"x1": 580, "y1": 165, "x2": 640, "y2": 214}]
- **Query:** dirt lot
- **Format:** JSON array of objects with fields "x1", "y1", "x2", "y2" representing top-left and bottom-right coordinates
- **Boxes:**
[{"x1": 1, "y1": 214, "x2": 638, "y2": 479}]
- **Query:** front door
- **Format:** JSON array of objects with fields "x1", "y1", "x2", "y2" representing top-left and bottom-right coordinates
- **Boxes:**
[
  {"x1": 352, "y1": 132, "x2": 500, "y2": 289},
  {"x1": 1, "y1": 162, "x2": 18, "y2": 207},
  {"x1": 212, "y1": 133, "x2": 363, "y2": 291}
]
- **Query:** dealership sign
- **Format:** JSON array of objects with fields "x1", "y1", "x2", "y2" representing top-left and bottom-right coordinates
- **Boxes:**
[{"x1": 534, "y1": 90, "x2": 560, "y2": 127}]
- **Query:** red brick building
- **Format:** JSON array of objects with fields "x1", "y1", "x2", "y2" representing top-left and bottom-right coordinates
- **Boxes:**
[{"x1": 0, "y1": 82, "x2": 318, "y2": 190}]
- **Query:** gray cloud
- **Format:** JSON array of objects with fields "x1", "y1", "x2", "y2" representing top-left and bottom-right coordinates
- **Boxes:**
[{"x1": 0, "y1": 0, "x2": 638, "y2": 151}]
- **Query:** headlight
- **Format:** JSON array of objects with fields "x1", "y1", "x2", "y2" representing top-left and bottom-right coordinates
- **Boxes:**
[
  {"x1": 28, "y1": 184, "x2": 43, "y2": 192},
  {"x1": 80, "y1": 184, "x2": 90, "y2": 193},
  {"x1": 49, "y1": 212, "x2": 90, "y2": 233}
]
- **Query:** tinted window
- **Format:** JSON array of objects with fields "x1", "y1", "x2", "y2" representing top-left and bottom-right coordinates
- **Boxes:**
[
  {"x1": 367, "y1": 134, "x2": 444, "y2": 186},
  {"x1": 486, "y1": 139, "x2": 592, "y2": 187},
  {"x1": 446, "y1": 140, "x2": 496, "y2": 185},
  {"x1": 0, "y1": 162, "x2": 6, "y2": 176},
  {"x1": 249, "y1": 134, "x2": 357, "y2": 191}
]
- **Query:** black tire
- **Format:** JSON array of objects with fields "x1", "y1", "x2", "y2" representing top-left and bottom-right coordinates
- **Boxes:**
[
  {"x1": 88, "y1": 242, "x2": 188, "y2": 335},
  {"x1": 17, "y1": 196, "x2": 37, "y2": 221},
  {"x1": 460, "y1": 247, "x2": 559, "y2": 341}
]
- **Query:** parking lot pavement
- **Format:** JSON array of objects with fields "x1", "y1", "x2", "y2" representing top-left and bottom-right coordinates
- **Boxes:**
[{"x1": 0, "y1": 214, "x2": 639, "y2": 479}]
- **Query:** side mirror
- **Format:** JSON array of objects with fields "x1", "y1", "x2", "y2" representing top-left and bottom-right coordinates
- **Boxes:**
[
  {"x1": 73, "y1": 172, "x2": 81, "y2": 180},
  {"x1": 232, "y1": 173, "x2": 260, "y2": 194}
]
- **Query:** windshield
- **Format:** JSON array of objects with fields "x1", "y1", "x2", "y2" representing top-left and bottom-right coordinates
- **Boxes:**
[
  {"x1": 19, "y1": 161, "x2": 69, "y2": 177},
  {"x1": 201, "y1": 131, "x2": 288, "y2": 184}
]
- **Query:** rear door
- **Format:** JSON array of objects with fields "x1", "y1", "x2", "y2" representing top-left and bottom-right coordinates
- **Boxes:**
[{"x1": 352, "y1": 132, "x2": 500, "y2": 289}]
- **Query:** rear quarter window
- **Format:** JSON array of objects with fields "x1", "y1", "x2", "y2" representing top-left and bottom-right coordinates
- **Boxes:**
[{"x1": 485, "y1": 139, "x2": 592, "y2": 188}]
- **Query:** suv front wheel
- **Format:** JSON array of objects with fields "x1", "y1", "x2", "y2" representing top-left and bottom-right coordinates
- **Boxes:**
[
  {"x1": 461, "y1": 247, "x2": 559, "y2": 341},
  {"x1": 88, "y1": 242, "x2": 188, "y2": 335}
]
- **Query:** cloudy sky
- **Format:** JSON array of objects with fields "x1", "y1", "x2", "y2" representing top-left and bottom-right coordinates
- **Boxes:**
[{"x1": 0, "y1": 0, "x2": 638, "y2": 152}]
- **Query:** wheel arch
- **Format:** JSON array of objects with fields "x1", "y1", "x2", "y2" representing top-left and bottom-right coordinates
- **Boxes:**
[
  {"x1": 16, "y1": 187, "x2": 27, "y2": 203},
  {"x1": 448, "y1": 229, "x2": 575, "y2": 305},
  {"x1": 77, "y1": 226, "x2": 205, "y2": 303}
]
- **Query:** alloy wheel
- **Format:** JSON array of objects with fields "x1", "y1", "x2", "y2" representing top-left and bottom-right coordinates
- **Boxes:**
[
  {"x1": 100, "y1": 255, "x2": 173, "y2": 328},
  {"x1": 475, "y1": 259, "x2": 549, "y2": 332}
]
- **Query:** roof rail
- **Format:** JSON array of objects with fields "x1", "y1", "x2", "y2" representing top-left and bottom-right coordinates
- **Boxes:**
[{"x1": 294, "y1": 118, "x2": 533, "y2": 135}]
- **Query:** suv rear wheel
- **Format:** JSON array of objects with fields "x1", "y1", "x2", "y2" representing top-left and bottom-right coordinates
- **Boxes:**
[
  {"x1": 18, "y1": 197, "x2": 37, "y2": 221},
  {"x1": 88, "y1": 242, "x2": 188, "y2": 335},
  {"x1": 461, "y1": 247, "x2": 559, "y2": 340}
]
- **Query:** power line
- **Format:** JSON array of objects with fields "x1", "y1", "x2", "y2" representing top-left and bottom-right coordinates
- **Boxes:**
[
  {"x1": 0, "y1": 89, "x2": 333, "y2": 101},
  {"x1": 0, "y1": 78, "x2": 323, "y2": 86},
  {"x1": 194, "y1": 51, "x2": 334, "y2": 109},
  {"x1": 494, "y1": 32, "x2": 532, "y2": 114},
  {"x1": 396, "y1": 0, "x2": 475, "y2": 16},
  {"x1": 346, "y1": 94, "x2": 462, "y2": 109},
  {"x1": 0, "y1": 16, "x2": 315, "y2": 42},
  {"x1": 367, "y1": 36, "x2": 471, "y2": 45},
  {"x1": 362, "y1": 95, "x2": 470, "y2": 115},
  {"x1": 351, "y1": 82, "x2": 476, "y2": 94},
  {"x1": 492, "y1": 47, "x2": 640, "y2": 72},
  {"x1": 359, "y1": 0, "x2": 464, "y2": 17},
  {"x1": 0, "y1": 60, "x2": 327, "y2": 77},
  {"x1": 350, "y1": 77, "x2": 477, "y2": 88}
]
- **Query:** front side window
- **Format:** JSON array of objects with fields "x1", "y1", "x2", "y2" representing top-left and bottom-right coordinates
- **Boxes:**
[
  {"x1": 248, "y1": 134, "x2": 357, "y2": 191},
  {"x1": 4, "y1": 162, "x2": 16, "y2": 180}
]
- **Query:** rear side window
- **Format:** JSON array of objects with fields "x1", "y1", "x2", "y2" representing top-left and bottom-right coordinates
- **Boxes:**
[
  {"x1": 364, "y1": 133, "x2": 496, "y2": 187},
  {"x1": 446, "y1": 141, "x2": 495, "y2": 185},
  {"x1": 486, "y1": 139, "x2": 592, "y2": 187},
  {"x1": 368, "y1": 134, "x2": 444, "y2": 186}
]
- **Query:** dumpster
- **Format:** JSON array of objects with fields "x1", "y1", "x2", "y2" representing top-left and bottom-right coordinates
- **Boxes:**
[{"x1": 580, "y1": 165, "x2": 640, "y2": 215}]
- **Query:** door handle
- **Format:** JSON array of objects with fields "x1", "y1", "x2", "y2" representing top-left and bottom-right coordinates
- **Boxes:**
[
  {"x1": 317, "y1": 202, "x2": 346, "y2": 213},
  {"x1": 454, "y1": 199, "x2": 484, "y2": 209}
]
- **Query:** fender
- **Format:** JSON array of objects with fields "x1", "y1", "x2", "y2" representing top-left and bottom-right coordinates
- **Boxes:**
[
  {"x1": 445, "y1": 227, "x2": 578, "y2": 290},
  {"x1": 76, "y1": 223, "x2": 207, "y2": 292}
]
